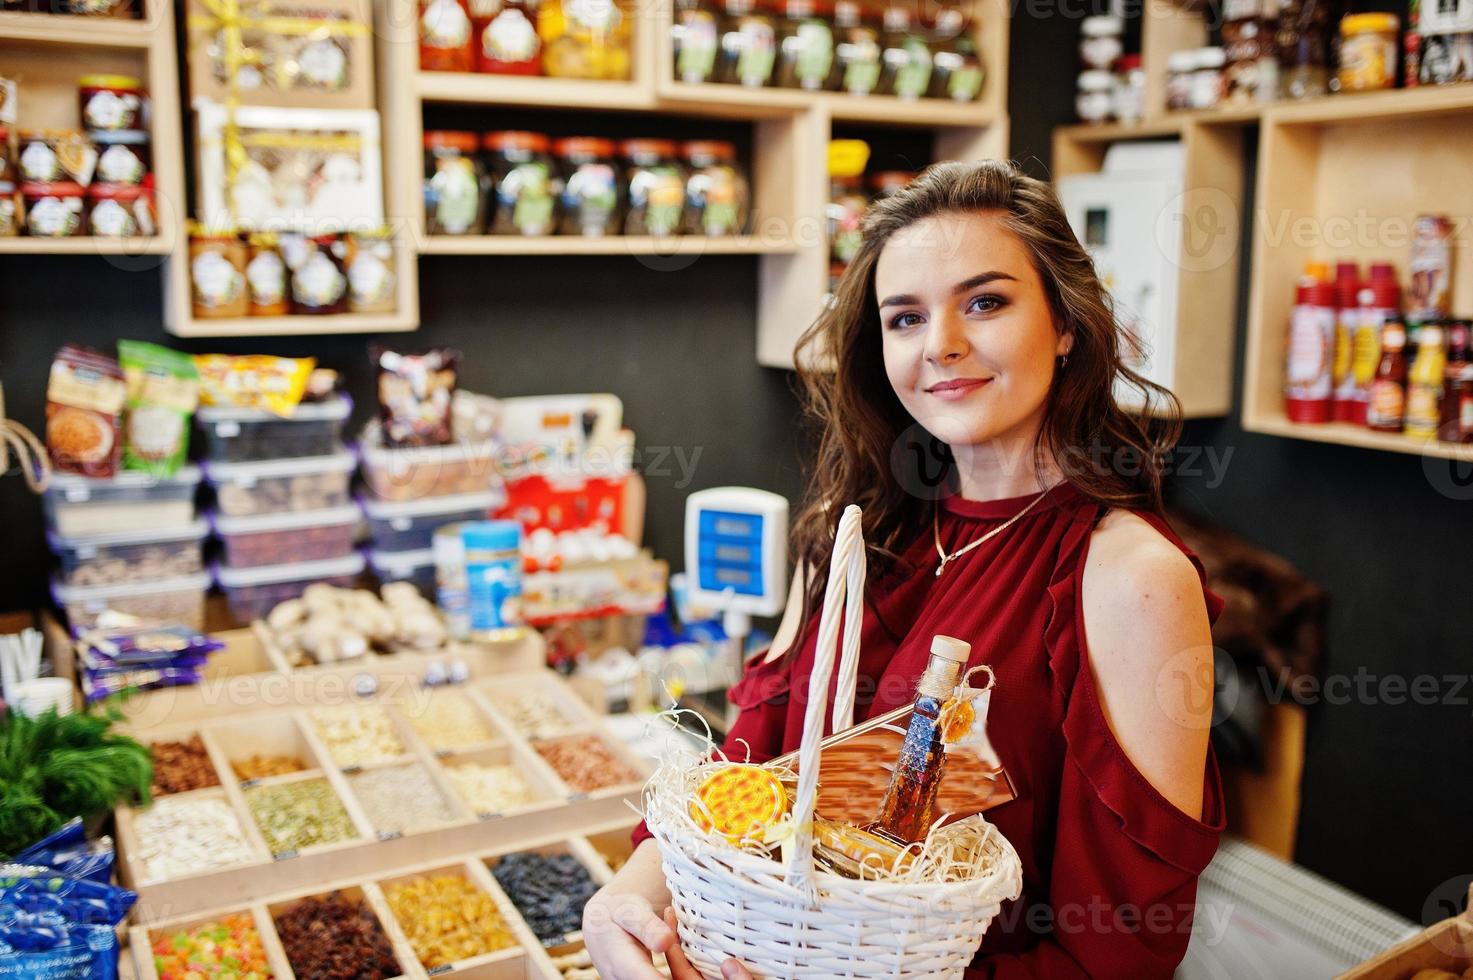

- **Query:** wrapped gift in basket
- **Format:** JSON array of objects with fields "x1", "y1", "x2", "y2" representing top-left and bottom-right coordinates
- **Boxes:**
[{"x1": 643, "y1": 505, "x2": 1024, "y2": 979}]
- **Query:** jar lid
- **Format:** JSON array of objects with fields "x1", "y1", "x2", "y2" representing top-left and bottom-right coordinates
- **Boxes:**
[
  {"x1": 722, "y1": 0, "x2": 755, "y2": 13},
  {"x1": 1081, "y1": 14, "x2": 1122, "y2": 36},
  {"x1": 681, "y1": 139, "x2": 736, "y2": 162},
  {"x1": 20, "y1": 181, "x2": 85, "y2": 196},
  {"x1": 1117, "y1": 52, "x2": 1142, "y2": 70},
  {"x1": 87, "y1": 183, "x2": 148, "y2": 200},
  {"x1": 188, "y1": 220, "x2": 241, "y2": 237},
  {"x1": 424, "y1": 130, "x2": 478, "y2": 152},
  {"x1": 833, "y1": 0, "x2": 865, "y2": 23},
  {"x1": 620, "y1": 137, "x2": 679, "y2": 159},
  {"x1": 1342, "y1": 12, "x2": 1399, "y2": 33},
  {"x1": 1077, "y1": 69, "x2": 1115, "y2": 90},
  {"x1": 88, "y1": 128, "x2": 149, "y2": 145},
  {"x1": 869, "y1": 169, "x2": 915, "y2": 192},
  {"x1": 553, "y1": 136, "x2": 617, "y2": 158},
  {"x1": 784, "y1": 0, "x2": 816, "y2": 16},
  {"x1": 248, "y1": 231, "x2": 279, "y2": 246},
  {"x1": 484, "y1": 130, "x2": 551, "y2": 153},
  {"x1": 78, "y1": 74, "x2": 142, "y2": 90},
  {"x1": 1194, "y1": 46, "x2": 1226, "y2": 68},
  {"x1": 1166, "y1": 50, "x2": 1196, "y2": 71},
  {"x1": 461, "y1": 519, "x2": 521, "y2": 551}
]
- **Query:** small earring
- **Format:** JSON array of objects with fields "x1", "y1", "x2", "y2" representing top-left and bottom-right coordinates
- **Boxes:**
[{"x1": 1058, "y1": 353, "x2": 1069, "y2": 369}]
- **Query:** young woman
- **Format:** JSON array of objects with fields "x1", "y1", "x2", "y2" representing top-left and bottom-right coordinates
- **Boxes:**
[{"x1": 583, "y1": 159, "x2": 1225, "y2": 978}]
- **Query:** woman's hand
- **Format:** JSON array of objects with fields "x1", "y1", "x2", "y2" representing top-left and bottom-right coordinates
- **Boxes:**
[{"x1": 660, "y1": 908, "x2": 753, "y2": 980}]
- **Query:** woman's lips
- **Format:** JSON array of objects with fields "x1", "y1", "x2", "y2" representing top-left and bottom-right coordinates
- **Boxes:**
[{"x1": 925, "y1": 378, "x2": 992, "y2": 400}]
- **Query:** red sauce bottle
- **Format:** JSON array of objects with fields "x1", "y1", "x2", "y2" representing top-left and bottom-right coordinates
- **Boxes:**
[{"x1": 1367, "y1": 319, "x2": 1408, "y2": 432}]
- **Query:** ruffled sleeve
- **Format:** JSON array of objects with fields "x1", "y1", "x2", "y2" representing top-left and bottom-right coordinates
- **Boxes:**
[
  {"x1": 630, "y1": 650, "x2": 794, "y2": 850},
  {"x1": 967, "y1": 508, "x2": 1226, "y2": 979}
]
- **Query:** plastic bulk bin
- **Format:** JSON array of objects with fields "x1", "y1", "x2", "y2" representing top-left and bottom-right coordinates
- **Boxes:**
[
  {"x1": 49, "y1": 519, "x2": 209, "y2": 588},
  {"x1": 197, "y1": 396, "x2": 352, "y2": 464},
  {"x1": 53, "y1": 572, "x2": 211, "y2": 630},
  {"x1": 368, "y1": 547, "x2": 437, "y2": 596},
  {"x1": 215, "y1": 553, "x2": 367, "y2": 625},
  {"x1": 44, "y1": 467, "x2": 201, "y2": 537},
  {"x1": 205, "y1": 450, "x2": 356, "y2": 517},
  {"x1": 360, "y1": 490, "x2": 502, "y2": 552},
  {"x1": 212, "y1": 503, "x2": 362, "y2": 569},
  {"x1": 359, "y1": 432, "x2": 500, "y2": 502}
]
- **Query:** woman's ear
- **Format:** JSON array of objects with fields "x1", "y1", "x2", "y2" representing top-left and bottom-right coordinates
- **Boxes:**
[{"x1": 1056, "y1": 330, "x2": 1075, "y2": 358}]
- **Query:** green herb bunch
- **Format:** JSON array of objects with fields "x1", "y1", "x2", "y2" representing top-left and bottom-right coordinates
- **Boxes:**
[{"x1": 0, "y1": 704, "x2": 153, "y2": 858}]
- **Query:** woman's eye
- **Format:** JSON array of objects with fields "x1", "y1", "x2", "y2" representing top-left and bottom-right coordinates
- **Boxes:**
[
  {"x1": 967, "y1": 294, "x2": 1004, "y2": 314},
  {"x1": 888, "y1": 311, "x2": 924, "y2": 330}
]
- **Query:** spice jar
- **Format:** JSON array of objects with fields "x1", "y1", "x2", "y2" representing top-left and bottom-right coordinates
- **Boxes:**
[
  {"x1": 85, "y1": 182, "x2": 154, "y2": 237},
  {"x1": 290, "y1": 234, "x2": 350, "y2": 314},
  {"x1": 1079, "y1": 14, "x2": 1123, "y2": 70},
  {"x1": 928, "y1": 5, "x2": 983, "y2": 101},
  {"x1": 828, "y1": 0, "x2": 882, "y2": 94},
  {"x1": 90, "y1": 130, "x2": 150, "y2": 186},
  {"x1": 348, "y1": 229, "x2": 398, "y2": 313},
  {"x1": 484, "y1": 130, "x2": 557, "y2": 235},
  {"x1": 424, "y1": 131, "x2": 485, "y2": 235},
  {"x1": 555, "y1": 137, "x2": 621, "y2": 237},
  {"x1": 23, "y1": 182, "x2": 86, "y2": 237},
  {"x1": 1113, "y1": 53, "x2": 1145, "y2": 122},
  {"x1": 1165, "y1": 49, "x2": 1195, "y2": 110},
  {"x1": 673, "y1": 0, "x2": 721, "y2": 83},
  {"x1": 472, "y1": 0, "x2": 542, "y2": 74},
  {"x1": 774, "y1": 0, "x2": 834, "y2": 90},
  {"x1": 78, "y1": 75, "x2": 146, "y2": 132},
  {"x1": 420, "y1": 0, "x2": 475, "y2": 70},
  {"x1": 1339, "y1": 13, "x2": 1399, "y2": 92},
  {"x1": 18, "y1": 130, "x2": 97, "y2": 186},
  {"x1": 682, "y1": 140, "x2": 749, "y2": 236},
  {"x1": 621, "y1": 138, "x2": 686, "y2": 237},
  {"x1": 246, "y1": 232, "x2": 288, "y2": 316},
  {"x1": 190, "y1": 228, "x2": 249, "y2": 318},
  {"x1": 877, "y1": 0, "x2": 932, "y2": 98},
  {"x1": 1076, "y1": 68, "x2": 1114, "y2": 122},
  {"x1": 715, "y1": 0, "x2": 778, "y2": 87},
  {"x1": 540, "y1": 0, "x2": 632, "y2": 79},
  {"x1": 1189, "y1": 46, "x2": 1226, "y2": 109}
]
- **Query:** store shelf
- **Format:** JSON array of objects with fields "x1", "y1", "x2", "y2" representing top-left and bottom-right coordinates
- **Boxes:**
[
  {"x1": 0, "y1": 236, "x2": 172, "y2": 255},
  {"x1": 1265, "y1": 83, "x2": 1473, "y2": 125},
  {"x1": 167, "y1": 311, "x2": 419, "y2": 338},
  {"x1": 1245, "y1": 415, "x2": 1473, "y2": 461},
  {"x1": 658, "y1": 82, "x2": 1000, "y2": 126},
  {"x1": 416, "y1": 70, "x2": 656, "y2": 111},
  {"x1": 0, "y1": 9, "x2": 154, "y2": 47},
  {"x1": 419, "y1": 234, "x2": 799, "y2": 256}
]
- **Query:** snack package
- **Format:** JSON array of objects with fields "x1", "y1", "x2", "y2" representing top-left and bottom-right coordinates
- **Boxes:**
[
  {"x1": 119, "y1": 341, "x2": 199, "y2": 476},
  {"x1": 0, "y1": 864, "x2": 135, "y2": 980},
  {"x1": 11, "y1": 820, "x2": 116, "y2": 884},
  {"x1": 194, "y1": 353, "x2": 316, "y2": 417},
  {"x1": 46, "y1": 345, "x2": 127, "y2": 478},
  {"x1": 372, "y1": 346, "x2": 460, "y2": 447}
]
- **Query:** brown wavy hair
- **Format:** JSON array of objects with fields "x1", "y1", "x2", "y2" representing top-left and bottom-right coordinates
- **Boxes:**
[{"x1": 786, "y1": 159, "x2": 1182, "y2": 644}]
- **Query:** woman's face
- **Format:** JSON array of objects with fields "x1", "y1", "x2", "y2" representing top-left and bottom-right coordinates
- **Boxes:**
[{"x1": 876, "y1": 210, "x2": 1070, "y2": 450}]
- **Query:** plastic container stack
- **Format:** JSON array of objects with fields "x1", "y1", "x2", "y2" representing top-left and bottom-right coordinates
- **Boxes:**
[
  {"x1": 46, "y1": 468, "x2": 212, "y2": 629},
  {"x1": 202, "y1": 396, "x2": 366, "y2": 623}
]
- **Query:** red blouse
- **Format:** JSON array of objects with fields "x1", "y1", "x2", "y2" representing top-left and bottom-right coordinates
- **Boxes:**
[{"x1": 635, "y1": 483, "x2": 1226, "y2": 977}]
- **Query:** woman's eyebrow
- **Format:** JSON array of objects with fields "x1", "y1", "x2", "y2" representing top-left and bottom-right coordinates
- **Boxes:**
[{"x1": 878, "y1": 271, "x2": 1019, "y2": 308}]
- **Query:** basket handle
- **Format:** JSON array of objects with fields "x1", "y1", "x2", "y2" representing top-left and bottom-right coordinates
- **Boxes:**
[{"x1": 784, "y1": 504, "x2": 866, "y2": 896}]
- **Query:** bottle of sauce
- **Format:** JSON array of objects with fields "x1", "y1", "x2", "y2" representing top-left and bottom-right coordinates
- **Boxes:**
[
  {"x1": 869, "y1": 634, "x2": 971, "y2": 844},
  {"x1": 1366, "y1": 319, "x2": 1408, "y2": 432},
  {"x1": 1350, "y1": 264, "x2": 1399, "y2": 426},
  {"x1": 1405, "y1": 322, "x2": 1446, "y2": 441},
  {"x1": 828, "y1": 0, "x2": 881, "y2": 95},
  {"x1": 1284, "y1": 263, "x2": 1335, "y2": 423},
  {"x1": 714, "y1": 0, "x2": 778, "y2": 87},
  {"x1": 1329, "y1": 260, "x2": 1361, "y2": 422},
  {"x1": 876, "y1": 0, "x2": 933, "y2": 99},
  {"x1": 420, "y1": 0, "x2": 475, "y2": 71},
  {"x1": 1439, "y1": 320, "x2": 1470, "y2": 443}
]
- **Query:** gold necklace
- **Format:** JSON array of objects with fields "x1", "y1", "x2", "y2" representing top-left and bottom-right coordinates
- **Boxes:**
[{"x1": 932, "y1": 484, "x2": 1058, "y2": 577}]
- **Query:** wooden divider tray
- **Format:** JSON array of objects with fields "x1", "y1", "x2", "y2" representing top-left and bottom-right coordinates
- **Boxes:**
[
  {"x1": 130, "y1": 818, "x2": 638, "y2": 980},
  {"x1": 116, "y1": 670, "x2": 649, "y2": 923}
]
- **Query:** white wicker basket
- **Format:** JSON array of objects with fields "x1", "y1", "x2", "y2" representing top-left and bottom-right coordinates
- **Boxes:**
[{"x1": 645, "y1": 505, "x2": 1024, "y2": 979}]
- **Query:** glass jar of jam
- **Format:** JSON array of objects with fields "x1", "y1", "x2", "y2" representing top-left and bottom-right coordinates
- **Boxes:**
[
  {"x1": 290, "y1": 234, "x2": 350, "y2": 315},
  {"x1": 472, "y1": 0, "x2": 542, "y2": 74},
  {"x1": 877, "y1": 0, "x2": 932, "y2": 98},
  {"x1": 928, "y1": 5, "x2": 983, "y2": 101},
  {"x1": 424, "y1": 130, "x2": 486, "y2": 235},
  {"x1": 90, "y1": 129, "x2": 150, "y2": 187},
  {"x1": 673, "y1": 0, "x2": 721, "y2": 83},
  {"x1": 681, "y1": 140, "x2": 749, "y2": 237},
  {"x1": 189, "y1": 228, "x2": 249, "y2": 318},
  {"x1": 85, "y1": 182, "x2": 154, "y2": 237},
  {"x1": 554, "y1": 136, "x2": 621, "y2": 237},
  {"x1": 23, "y1": 182, "x2": 86, "y2": 237},
  {"x1": 828, "y1": 0, "x2": 881, "y2": 94},
  {"x1": 775, "y1": 0, "x2": 834, "y2": 90},
  {"x1": 484, "y1": 130, "x2": 557, "y2": 235},
  {"x1": 621, "y1": 139, "x2": 686, "y2": 237},
  {"x1": 246, "y1": 232, "x2": 289, "y2": 316},
  {"x1": 420, "y1": 0, "x2": 475, "y2": 71},
  {"x1": 715, "y1": 0, "x2": 778, "y2": 87},
  {"x1": 78, "y1": 74, "x2": 146, "y2": 132},
  {"x1": 827, "y1": 172, "x2": 866, "y2": 266},
  {"x1": 347, "y1": 229, "x2": 398, "y2": 313},
  {"x1": 540, "y1": 0, "x2": 632, "y2": 79},
  {"x1": 18, "y1": 130, "x2": 97, "y2": 186}
]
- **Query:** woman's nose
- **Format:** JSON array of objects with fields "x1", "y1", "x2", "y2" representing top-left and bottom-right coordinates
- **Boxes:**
[{"x1": 924, "y1": 312, "x2": 969, "y2": 364}]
